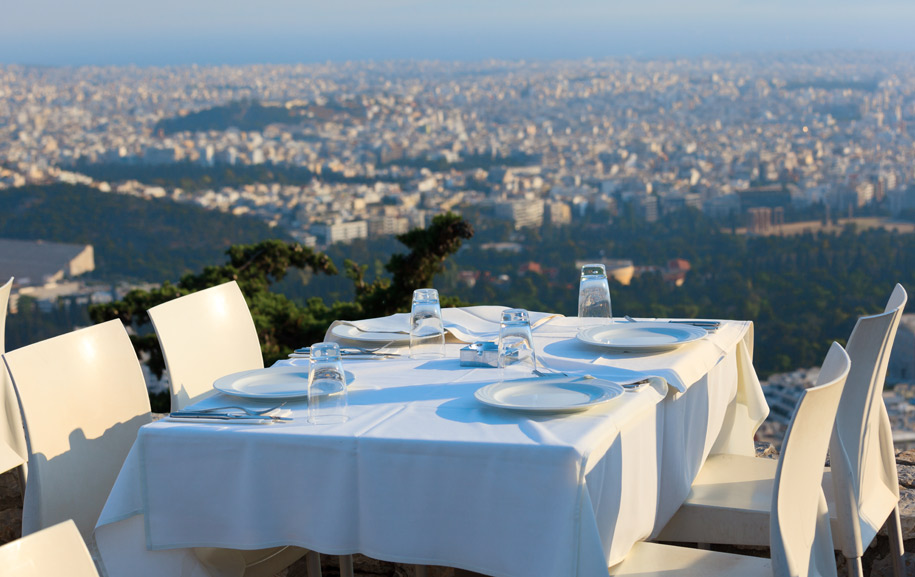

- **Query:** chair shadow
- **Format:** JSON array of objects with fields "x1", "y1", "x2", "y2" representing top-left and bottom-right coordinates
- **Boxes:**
[{"x1": 22, "y1": 412, "x2": 150, "y2": 539}]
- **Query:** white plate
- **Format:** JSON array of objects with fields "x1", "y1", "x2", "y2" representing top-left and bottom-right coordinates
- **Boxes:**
[
  {"x1": 214, "y1": 366, "x2": 311, "y2": 399},
  {"x1": 576, "y1": 322, "x2": 707, "y2": 352},
  {"x1": 474, "y1": 377, "x2": 624, "y2": 413},
  {"x1": 330, "y1": 323, "x2": 411, "y2": 344}
]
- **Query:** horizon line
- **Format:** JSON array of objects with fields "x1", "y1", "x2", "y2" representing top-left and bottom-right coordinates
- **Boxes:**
[{"x1": 3, "y1": 48, "x2": 915, "y2": 70}]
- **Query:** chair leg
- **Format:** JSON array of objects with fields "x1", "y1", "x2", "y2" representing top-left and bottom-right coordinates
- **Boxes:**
[
  {"x1": 339, "y1": 555, "x2": 354, "y2": 577},
  {"x1": 887, "y1": 505, "x2": 907, "y2": 577},
  {"x1": 414, "y1": 565, "x2": 429, "y2": 577},
  {"x1": 306, "y1": 552, "x2": 322, "y2": 577},
  {"x1": 847, "y1": 556, "x2": 865, "y2": 577}
]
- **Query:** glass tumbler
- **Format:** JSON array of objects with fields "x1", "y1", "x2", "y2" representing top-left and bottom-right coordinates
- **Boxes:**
[
  {"x1": 410, "y1": 288, "x2": 445, "y2": 359},
  {"x1": 578, "y1": 263, "x2": 613, "y2": 329},
  {"x1": 498, "y1": 308, "x2": 537, "y2": 379},
  {"x1": 307, "y1": 342, "x2": 348, "y2": 424}
]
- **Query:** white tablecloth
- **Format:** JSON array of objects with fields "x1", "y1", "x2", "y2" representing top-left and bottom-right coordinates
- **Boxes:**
[{"x1": 97, "y1": 315, "x2": 764, "y2": 577}]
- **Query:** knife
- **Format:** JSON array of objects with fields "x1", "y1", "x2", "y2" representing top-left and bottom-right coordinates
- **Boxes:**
[
  {"x1": 294, "y1": 347, "x2": 401, "y2": 356},
  {"x1": 626, "y1": 316, "x2": 720, "y2": 331},
  {"x1": 668, "y1": 320, "x2": 721, "y2": 331},
  {"x1": 168, "y1": 411, "x2": 292, "y2": 423},
  {"x1": 291, "y1": 348, "x2": 400, "y2": 360}
]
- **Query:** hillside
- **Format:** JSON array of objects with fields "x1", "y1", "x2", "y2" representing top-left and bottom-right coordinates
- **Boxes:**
[
  {"x1": 153, "y1": 99, "x2": 366, "y2": 135},
  {"x1": 0, "y1": 183, "x2": 287, "y2": 282}
]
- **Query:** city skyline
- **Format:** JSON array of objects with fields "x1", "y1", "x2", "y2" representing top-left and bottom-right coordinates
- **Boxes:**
[{"x1": 2, "y1": 0, "x2": 915, "y2": 67}]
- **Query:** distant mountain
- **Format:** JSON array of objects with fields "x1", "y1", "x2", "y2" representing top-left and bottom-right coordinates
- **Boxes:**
[{"x1": 0, "y1": 184, "x2": 288, "y2": 282}]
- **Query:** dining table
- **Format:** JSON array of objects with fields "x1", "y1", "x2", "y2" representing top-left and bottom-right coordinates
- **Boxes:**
[{"x1": 95, "y1": 307, "x2": 768, "y2": 577}]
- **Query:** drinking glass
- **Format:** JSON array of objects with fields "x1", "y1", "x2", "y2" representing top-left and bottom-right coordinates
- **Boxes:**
[
  {"x1": 307, "y1": 342, "x2": 348, "y2": 424},
  {"x1": 410, "y1": 288, "x2": 445, "y2": 359},
  {"x1": 578, "y1": 264, "x2": 612, "y2": 329},
  {"x1": 498, "y1": 308, "x2": 537, "y2": 378}
]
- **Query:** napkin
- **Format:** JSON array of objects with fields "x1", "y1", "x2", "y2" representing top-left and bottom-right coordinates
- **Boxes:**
[
  {"x1": 329, "y1": 307, "x2": 564, "y2": 344},
  {"x1": 442, "y1": 307, "x2": 563, "y2": 342},
  {"x1": 346, "y1": 313, "x2": 411, "y2": 333}
]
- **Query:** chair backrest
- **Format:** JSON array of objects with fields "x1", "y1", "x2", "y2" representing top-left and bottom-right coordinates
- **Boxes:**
[
  {"x1": 0, "y1": 519, "x2": 100, "y2": 577},
  {"x1": 770, "y1": 342, "x2": 850, "y2": 577},
  {"x1": 829, "y1": 283, "x2": 907, "y2": 556},
  {"x1": 2, "y1": 319, "x2": 152, "y2": 540},
  {"x1": 148, "y1": 280, "x2": 264, "y2": 410},
  {"x1": 0, "y1": 277, "x2": 28, "y2": 476}
]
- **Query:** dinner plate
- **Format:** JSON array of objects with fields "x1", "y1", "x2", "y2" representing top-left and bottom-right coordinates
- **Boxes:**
[
  {"x1": 474, "y1": 377, "x2": 624, "y2": 413},
  {"x1": 214, "y1": 366, "x2": 311, "y2": 399},
  {"x1": 330, "y1": 323, "x2": 411, "y2": 344},
  {"x1": 576, "y1": 322, "x2": 707, "y2": 352}
]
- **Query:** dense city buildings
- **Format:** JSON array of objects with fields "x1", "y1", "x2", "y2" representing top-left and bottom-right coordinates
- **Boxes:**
[{"x1": 1, "y1": 54, "x2": 914, "y2": 247}]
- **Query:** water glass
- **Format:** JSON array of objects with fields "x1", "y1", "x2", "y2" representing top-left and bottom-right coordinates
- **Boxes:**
[
  {"x1": 578, "y1": 263, "x2": 612, "y2": 329},
  {"x1": 410, "y1": 288, "x2": 445, "y2": 359},
  {"x1": 498, "y1": 308, "x2": 537, "y2": 378},
  {"x1": 307, "y1": 342, "x2": 348, "y2": 424}
]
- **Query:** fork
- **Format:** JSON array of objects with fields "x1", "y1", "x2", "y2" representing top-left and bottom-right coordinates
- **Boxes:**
[
  {"x1": 189, "y1": 402, "x2": 286, "y2": 416},
  {"x1": 533, "y1": 366, "x2": 595, "y2": 380},
  {"x1": 294, "y1": 346, "x2": 400, "y2": 357}
]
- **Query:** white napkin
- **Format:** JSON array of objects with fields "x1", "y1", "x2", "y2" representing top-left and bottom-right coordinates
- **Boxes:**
[
  {"x1": 443, "y1": 307, "x2": 561, "y2": 340},
  {"x1": 347, "y1": 313, "x2": 411, "y2": 333},
  {"x1": 331, "y1": 307, "x2": 564, "y2": 344}
]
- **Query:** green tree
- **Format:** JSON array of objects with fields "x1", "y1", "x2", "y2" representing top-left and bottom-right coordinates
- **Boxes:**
[{"x1": 89, "y1": 213, "x2": 474, "y2": 392}]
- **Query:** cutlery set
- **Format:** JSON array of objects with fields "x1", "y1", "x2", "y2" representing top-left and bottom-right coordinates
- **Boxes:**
[
  {"x1": 289, "y1": 346, "x2": 400, "y2": 360},
  {"x1": 169, "y1": 403, "x2": 292, "y2": 423},
  {"x1": 532, "y1": 369, "x2": 655, "y2": 392},
  {"x1": 624, "y1": 316, "x2": 721, "y2": 332}
]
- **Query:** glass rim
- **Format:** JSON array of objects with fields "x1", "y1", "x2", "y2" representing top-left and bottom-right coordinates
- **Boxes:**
[
  {"x1": 309, "y1": 341, "x2": 341, "y2": 359},
  {"x1": 412, "y1": 288, "x2": 440, "y2": 300},
  {"x1": 501, "y1": 308, "x2": 530, "y2": 323},
  {"x1": 580, "y1": 263, "x2": 607, "y2": 274}
]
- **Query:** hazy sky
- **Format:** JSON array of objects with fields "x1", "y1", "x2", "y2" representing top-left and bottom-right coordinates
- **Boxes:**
[{"x1": 2, "y1": 0, "x2": 914, "y2": 66}]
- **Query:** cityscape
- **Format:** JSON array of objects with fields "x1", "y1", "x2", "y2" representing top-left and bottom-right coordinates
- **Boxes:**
[{"x1": 2, "y1": 53, "x2": 914, "y2": 248}]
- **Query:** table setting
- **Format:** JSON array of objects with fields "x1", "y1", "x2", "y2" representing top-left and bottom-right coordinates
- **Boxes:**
[{"x1": 95, "y1": 265, "x2": 768, "y2": 577}]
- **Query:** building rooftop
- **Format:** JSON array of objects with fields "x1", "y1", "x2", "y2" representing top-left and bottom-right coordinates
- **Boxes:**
[{"x1": 0, "y1": 238, "x2": 94, "y2": 286}]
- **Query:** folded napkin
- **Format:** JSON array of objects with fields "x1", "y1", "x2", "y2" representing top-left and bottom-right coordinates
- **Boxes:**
[
  {"x1": 444, "y1": 309, "x2": 561, "y2": 342},
  {"x1": 345, "y1": 313, "x2": 411, "y2": 333},
  {"x1": 328, "y1": 307, "x2": 564, "y2": 344}
]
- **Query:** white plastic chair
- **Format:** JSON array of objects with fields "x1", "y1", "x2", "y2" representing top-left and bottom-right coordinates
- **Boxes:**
[
  {"x1": 0, "y1": 277, "x2": 28, "y2": 482},
  {"x1": 148, "y1": 280, "x2": 264, "y2": 411},
  {"x1": 611, "y1": 342, "x2": 850, "y2": 577},
  {"x1": 0, "y1": 519, "x2": 100, "y2": 577},
  {"x1": 828, "y1": 284, "x2": 908, "y2": 576},
  {"x1": 149, "y1": 281, "x2": 328, "y2": 577},
  {"x1": 657, "y1": 284, "x2": 908, "y2": 577},
  {"x1": 2, "y1": 319, "x2": 153, "y2": 540}
]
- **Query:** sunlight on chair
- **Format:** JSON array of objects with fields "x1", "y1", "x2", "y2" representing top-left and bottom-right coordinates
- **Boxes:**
[{"x1": 0, "y1": 520, "x2": 99, "y2": 577}]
